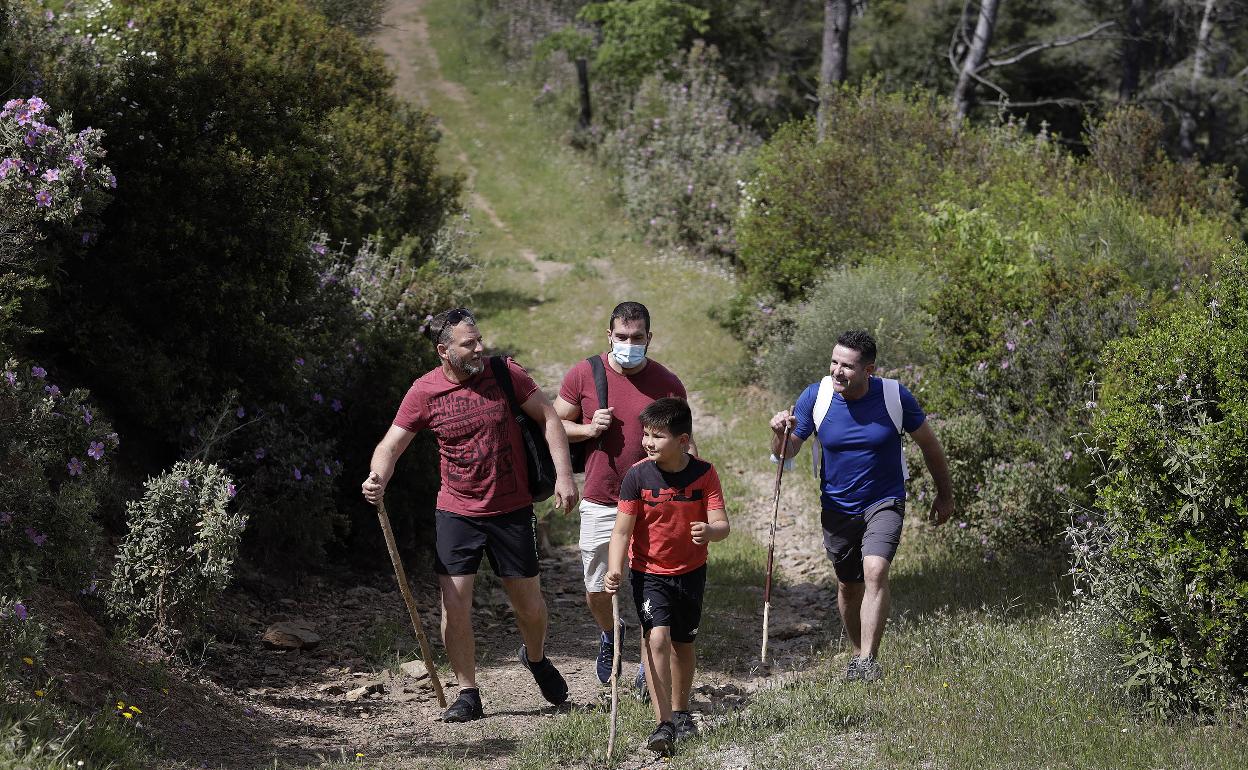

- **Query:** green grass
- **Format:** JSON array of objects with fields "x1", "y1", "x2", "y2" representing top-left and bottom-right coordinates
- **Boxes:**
[{"x1": 0, "y1": 699, "x2": 149, "y2": 770}]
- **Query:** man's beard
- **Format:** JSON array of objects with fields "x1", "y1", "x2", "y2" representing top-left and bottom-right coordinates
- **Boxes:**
[{"x1": 448, "y1": 349, "x2": 483, "y2": 376}]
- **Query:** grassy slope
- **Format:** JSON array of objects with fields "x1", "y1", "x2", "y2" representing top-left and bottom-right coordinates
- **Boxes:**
[{"x1": 417, "y1": 2, "x2": 1248, "y2": 768}]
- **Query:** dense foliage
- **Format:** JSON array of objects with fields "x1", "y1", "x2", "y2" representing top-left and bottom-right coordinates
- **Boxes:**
[{"x1": 1072, "y1": 243, "x2": 1248, "y2": 715}]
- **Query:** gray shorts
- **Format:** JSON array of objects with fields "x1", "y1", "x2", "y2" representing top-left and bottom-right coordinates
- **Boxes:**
[{"x1": 821, "y1": 498, "x2": 905, "y2": 584}]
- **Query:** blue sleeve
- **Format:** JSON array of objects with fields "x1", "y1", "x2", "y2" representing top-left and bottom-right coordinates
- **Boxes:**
[
  {"x1": 900, "y1": 384, "x2": 926, "y2": 433},
  {"x1": 792, "y1": 382, "x2": 820, "y2": 441}
]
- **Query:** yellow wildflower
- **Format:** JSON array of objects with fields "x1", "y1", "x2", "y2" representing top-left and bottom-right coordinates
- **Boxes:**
[
  {"x1": 22, "y1": 657, "x2": 33, "y2": 666},
  {"x1": 129, "y1": 705, "x2": 142, "y2": 714},
  {"x1": 34, "y1": 689, "x2": 45, "y2": 697},
  {"x1": 122, "y1": 712, "x2": 134, "y2": 720}
]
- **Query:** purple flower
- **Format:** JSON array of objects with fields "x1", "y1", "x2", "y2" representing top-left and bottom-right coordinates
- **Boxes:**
[
  {"x1": 83, "y1": 407, "x2": 93, "y2": 425},
  {"x1": 24, "y1": 131, "x2": 37, "y2": 147},
  {"x1": 0, "y1": 158, "x2": 16, "y2": 178},
  {"x1": 330, "y1": 398, "x2": 343, "y2": 412},
  {"x1": 107, "y1": 174, "x2": 117, "y2": 189},
  {"x1": 2, "y1": 98, "x2": 22, "y2": 111},
  {"x1": 88, "y1": 441, "x2": 104, "y2": 460},
  {"x1": 322, "y1": 463, "x2": 332, "y2": 476},
  {"x1": 179, "y1": 478, "x2": 191, "y2": 490},
  {"x1": 69, "y1": 153, "x2": 85, "y2": 170},
  {"x1": 958, "y1": 521, "x2": 967, "y2": 529},
  {"x1": 4, "y1": 371, "x2": 15, "y2": 386},
  {"x1": 35, "y1": 189, "x2": 52, "y2": 207},
  {"x1": 312, "y1": 392, "x2": 323, "y2": 403},
  {"x1": 293, "y1": 467, "x2": 302, "y2": 481},
  {"x1": 126, "y1": 19, "x2": 136, "y2": 29},
  {"x1": 25, "y1": 527, "x2": 47, "y2": 546},
  {"x1": 42, "y1": 168, "x2": 59, "y2": 182},
  {"x1": 294, "y1": 357, "x2": 304, "y2": 366},
  {"x1": 26, "y1": 97, "x2": 46, "y2": 114},
  {"x1": 1063, "y1": 450, "x2": 1073, "y2": 461},
  {"x1": 14, "y1": 602, "x2": 28, "y2": 621},
  {"x1": 999, "y1": 359, "x2": 1010, "y2": 370},
  {"x1": 236, "y1": 406, "x2": 245, "y2": 418},
  {"x1": 1005, "y1": 340, "x2": 1016, "y2": 352},
  {"x1": 254, "y1": 447, "x2": 266, "y2": 460},
  {"x1": 311, "y1": 243, "x2": 327, "y2": 256},
  {"x1": 0, "y1": 512, "x2": 12, "y2": 525},
  {"x1": 67, "y1": 457, "x2": 83, "y2": 476},
  {"x1": 227, "y1": 483, "x2": 237, "y2": 498},
  {"x1": 44, "y1": 384, "x2": 60, "y2": 398}
]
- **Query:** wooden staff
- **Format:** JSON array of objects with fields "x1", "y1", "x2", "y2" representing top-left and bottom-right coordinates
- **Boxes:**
[
  {"x1": 761, "y1": 408, "x2": 794, "y2": 665},
  {"x1": 607, "y1": 593, "x2": 621, "y2": 758},
  {"x1": 377, "y1": 499, "x2": 446, "y2": 708}
]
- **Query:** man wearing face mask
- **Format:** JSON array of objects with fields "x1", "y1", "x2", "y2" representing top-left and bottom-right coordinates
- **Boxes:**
[{"x1": 554, "y1": 302, "x2": 690, "y2": 692}]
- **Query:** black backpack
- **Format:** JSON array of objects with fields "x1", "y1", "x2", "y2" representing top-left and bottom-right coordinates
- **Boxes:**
[
  {"x1": 491, "y1": 356, "x2": 557, "y2": 502},
  {"x1": 570, "y1": 355, "x2": 609, "y2": 474}
]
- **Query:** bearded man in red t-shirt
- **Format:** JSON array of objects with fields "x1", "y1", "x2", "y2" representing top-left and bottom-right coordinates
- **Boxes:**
[
  {"x1": 553, "y1": 301, "x2": 690, "y2": 692},
  {"x1": 361, "y1": 307, "x2": 579, "y2": 722}
]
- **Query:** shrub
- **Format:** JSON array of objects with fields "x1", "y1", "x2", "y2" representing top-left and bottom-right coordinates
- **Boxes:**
[
  {"x1": 0, "y1": 595, "x2": 47, "y2": 674},
  {"x1": 1070, "y1": 241, "x2": 1248, "y2": 714},
  {"x1": 757, "y1": 260, "x2": 937, "y2": 398},
  {"x1": 0, "y1": 359, "x2": 117, "y2": 594},
  {"x1": 108, "y1": 460, "x2": 243, "y2": 643},
  {"x1": 601, "y1": 42, "x2": 756, "y2": 258}
]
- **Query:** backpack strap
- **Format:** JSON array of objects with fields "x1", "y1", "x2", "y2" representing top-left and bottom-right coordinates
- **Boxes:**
[
  {"x1": 880, "y1": 377, "x2": 909, "y2": 481},
  {"x1": 810, "y1": 376, "x2": 835, "y2": 480},
  {"x1": 587, "y1": 355, "x2": 608, "y2": 412},
  {"x1": 490, "y1": 356, "x2": 522, "y2": 416}
]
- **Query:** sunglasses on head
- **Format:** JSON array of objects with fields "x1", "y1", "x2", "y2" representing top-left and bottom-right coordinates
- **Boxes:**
[{"x1": 430, "y1": 307, "x2": 473, "y2": 344}]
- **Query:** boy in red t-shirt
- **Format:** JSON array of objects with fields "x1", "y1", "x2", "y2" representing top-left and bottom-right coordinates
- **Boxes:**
[{"x1": 604, "y1": 397, "x2": 730, "y2": 756}]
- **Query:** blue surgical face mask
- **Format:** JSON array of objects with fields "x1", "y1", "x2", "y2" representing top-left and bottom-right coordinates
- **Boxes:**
[{"x1": 611, "y1": 341, "x2": 646, "y2": 368}]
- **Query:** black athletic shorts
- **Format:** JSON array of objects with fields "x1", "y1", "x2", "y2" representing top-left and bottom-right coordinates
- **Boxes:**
[
  {"x1": 630, "y1": 564, "x2": 706, "y2": 644},
  {"x1": 821, "y1": 499, "x2": 905, "y2": 584},
  {"x1": 433, "y1": 506, "x2": 539, "y2": 578}
]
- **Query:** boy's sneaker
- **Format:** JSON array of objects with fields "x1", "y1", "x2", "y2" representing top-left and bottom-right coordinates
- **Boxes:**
[
  {"x1": 844, "y1": 655, "x2": 862, "y2": 682},
  {"x1": 441, "y1": 688, "x2": 484, "y2": 722},
  {"x1": 858, "y1": 655, "x2": 883, "y2": 683},
  {"x1": 595, "y1": 623, "x2": 627, "y2": 684},
  {"x1": 634, "y1": 663, "x2": 649, "y2": 703},
  {"x1": 519, "y1": 645, "x2": 569, "y2": 705},
  {"x1": 645, "y1": 720, "x2": 676, "y2": 756},
  {"x1": 672, "y1": 710, "x2": 698, "y2": 740}
]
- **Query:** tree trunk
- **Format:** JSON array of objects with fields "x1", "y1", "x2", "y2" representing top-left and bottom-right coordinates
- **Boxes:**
[
  {"x1": 1119, "y1": 0, "x2": 1148, "y2": 100},
  {"x1": 575, "y1": 57, "x2": 592, "y2": 130},
  {"x1": 816, "y1": 0, "x2": 851, "y2": 141},
  {"x1": 951, "y1": 0, "x2": 1001, "y2": 129},
  {"x1": 1178, "y1": 0, "x2": 1216, "y2": 157}
]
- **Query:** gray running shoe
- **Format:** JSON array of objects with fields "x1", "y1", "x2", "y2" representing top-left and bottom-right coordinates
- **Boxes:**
[
  {"x1": 858, "y1": 655, "x2": 883, "y2": 683},
  {"x1": 844, "y1": 654, "x2": 863, "y2": 682},
  {"x1": 672, "y1": 710, "x2": 698, "y2": 740}
]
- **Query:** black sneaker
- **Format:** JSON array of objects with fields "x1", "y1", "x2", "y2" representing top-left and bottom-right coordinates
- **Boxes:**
[
  {"x1": 672, "y1": 710, "x2": 698, "y2": 740},
  {"x1": 858, "y1": 655, "x2": 883, "y2": 683},
  {"x1": 645, "y1": 720, "x2": 676, "y2": 756},
  {"x1": 596, "y1": 623, "x2": 627, "y2": 684},
  {"x1": 519, "y1": 645, "x2": 569, "y2": 705},
  {"x1": 844, "y1": 654, "x2": 862, "y2": 682},
  {"x1": 441, "y1": 689, "x2": 484, "y2": 722}
]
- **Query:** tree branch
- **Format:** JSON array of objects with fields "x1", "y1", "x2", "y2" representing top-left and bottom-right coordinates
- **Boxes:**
[
  {"x1": 984, "y1": 21, "x2": 1117, "y2": 70},
  {"x1": 984, "y1": 97, "x2": 1095, "y2": 109}
]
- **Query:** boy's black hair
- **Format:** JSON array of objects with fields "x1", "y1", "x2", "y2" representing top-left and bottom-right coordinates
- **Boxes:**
[
  {"x1": 609, "y1": 301, "x2": 651, "y2": 332},
  {"x1": 836, "y1": 329, "x2": 877, "y2": 364},
  {"x1": 639, "y1": 397, "x2": 693, "y2": 438}
]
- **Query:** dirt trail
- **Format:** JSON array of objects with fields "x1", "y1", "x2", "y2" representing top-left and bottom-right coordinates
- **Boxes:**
[{"x1": 140, "y1": 3, "x2": 844, "y2": 768}]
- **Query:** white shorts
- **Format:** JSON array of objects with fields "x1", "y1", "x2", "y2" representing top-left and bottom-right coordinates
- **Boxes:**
[{"x1": 579, "y1": 499, "x2": 619, "y2": 592}]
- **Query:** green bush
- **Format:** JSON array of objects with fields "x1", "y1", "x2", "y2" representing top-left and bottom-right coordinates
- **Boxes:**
[
  {"x1": 601, "y1": 42, "x2": 756, "y2": 258},
  {"x1": 0, "y1": 359, "x2": 117, "y2": 594},
  {"x1": 108, "y1": 460, "x2": 243, "y2": 643},
  {"x1": 1071, "y1": 241, "x2": 1248, "y2": 714}
]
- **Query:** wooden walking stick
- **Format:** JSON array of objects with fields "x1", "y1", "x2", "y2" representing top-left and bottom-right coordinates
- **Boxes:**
[
  {"x1": 761, "y1": 408, "x2": 794, "y2": 666},
  {"x1": 607, "y1": 593, "x2": 621, "y2": 758},
  {"x1": 376, "y1": 498, "x2": 447, "y2": 708}
]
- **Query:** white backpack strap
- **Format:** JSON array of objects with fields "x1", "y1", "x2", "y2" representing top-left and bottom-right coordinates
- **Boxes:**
[
  {"x1": 881, "y1": 377, "x2": 909, "y2": 481},
  {"x1": 810, "y1": 377, "x2": 835, "y2": 480}
]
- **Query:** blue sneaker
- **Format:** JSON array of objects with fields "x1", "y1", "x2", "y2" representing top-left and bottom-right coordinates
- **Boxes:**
[
  {"x1": 595, "y1": 623, "x2": 627, "y2": 684},
  {"x1": 634, "y1": 663, "x2": 648, "y2": 703}
]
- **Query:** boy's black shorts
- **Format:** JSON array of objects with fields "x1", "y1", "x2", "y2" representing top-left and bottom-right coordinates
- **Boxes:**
[
  {"x1": 433, "y1": 506, "x2": 539, "y2": 578},
  {"x1": 630, "y1": 564, "x2": 706, "y2": 644}
]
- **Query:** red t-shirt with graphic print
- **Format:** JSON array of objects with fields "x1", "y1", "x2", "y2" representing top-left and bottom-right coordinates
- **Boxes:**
[
  {"x1": 392, "y1": 357, "x2": 538, "y2": 517},
  {"x1": 617, "y1": 456, "x2": 725, "y2": 576},
  {"x1": 558, "y1": 355, "x2": 686, "y2": 505}
]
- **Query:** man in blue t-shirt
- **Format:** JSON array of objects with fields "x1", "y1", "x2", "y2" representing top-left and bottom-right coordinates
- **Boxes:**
[{"x1": 769, "y1": 330, "x2": 953, "y2": 683}]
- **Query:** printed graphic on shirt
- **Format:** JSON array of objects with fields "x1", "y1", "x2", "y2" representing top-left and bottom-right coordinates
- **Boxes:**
[
  {"x1": 618, "y1": 457, "x2": 725, "y2": 575},
  {"x1": 427, "y1": 384, "x2": 519, "y2": 498}
]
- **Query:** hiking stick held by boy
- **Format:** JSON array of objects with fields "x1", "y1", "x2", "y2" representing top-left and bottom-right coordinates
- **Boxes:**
[{"x1": 604, "y1": 397, "x2": 729, "y2": 756}]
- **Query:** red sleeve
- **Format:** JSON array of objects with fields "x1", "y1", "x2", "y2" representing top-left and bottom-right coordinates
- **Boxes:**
[
  {"x1": 617, "y1": 466, "x2": 642, "y2": 517},
  {"x1": 557, "y1": 359, "x2": 587, "y2": 417},
  {"x1": 674, "y1": 374, "x2": 687, "y2": 400},
  {"x1": 392, "y1": 381, "x2": 428, "y2": 432},
  {"x1": 507, "y1": 358, "x2": 540, "y2": 404},
  {"x1": 703, "y1": 464, "x2": 725, "y2": 512}
]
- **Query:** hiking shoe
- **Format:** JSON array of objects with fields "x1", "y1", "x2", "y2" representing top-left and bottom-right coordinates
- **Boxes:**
[
  {"x1": 519, "y1": 645, "x2": 569, "y2": 705},
  {"x1": 596, "y1": 623, "x2": 627, "y2": 684},
  {"x1": 672, "y1": 710, "x2": 698, "y2": 741},
  {"x1": 858, "y1": 655, "x2": 883, "y2": 683},
  {"x1": 441, "y1": 689, "x2": 484, "y2": 722},
  {"x1": 844, "y1": 654, "x2": 862, "y2": 682},
  {"x1": 645, "y1": 720, "x2": 676, "y2": 756},
  {"x1": 634, "y1": 663, "x2": 649, "y2": 703}
]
